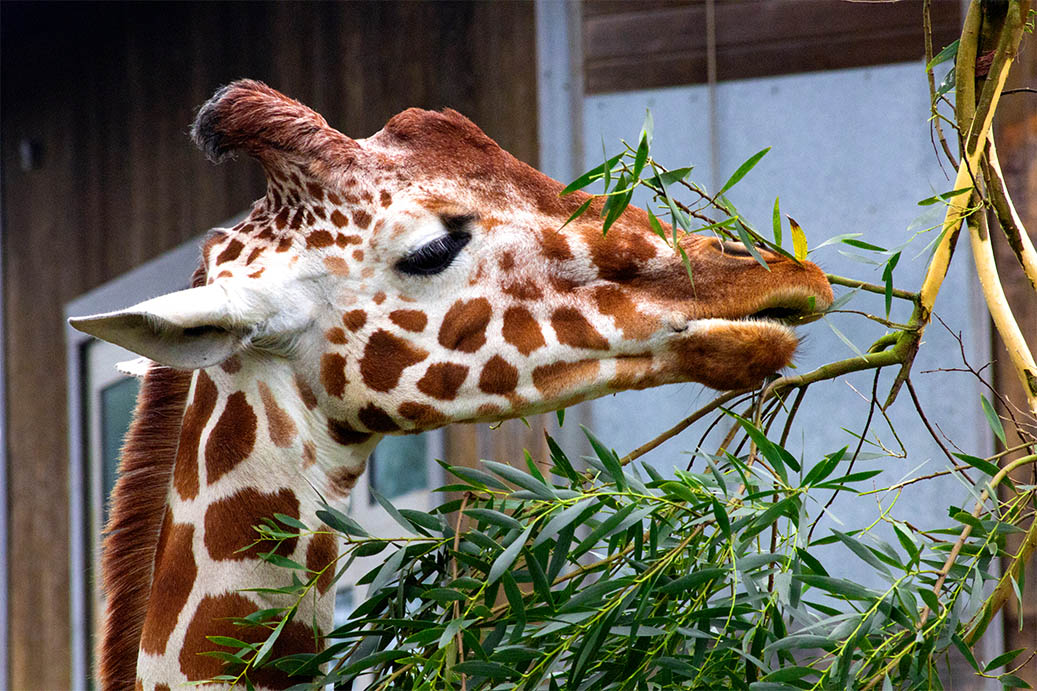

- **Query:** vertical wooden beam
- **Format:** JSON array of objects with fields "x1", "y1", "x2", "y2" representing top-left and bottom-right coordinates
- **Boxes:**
[{"x1": 992, "y1": 37, "x2": 1037, "y2": 688}]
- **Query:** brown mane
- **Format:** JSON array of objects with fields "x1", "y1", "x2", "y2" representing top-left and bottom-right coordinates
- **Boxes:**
[{"x1": 97, "y1": 365, "x2": 192, "y2": 689}]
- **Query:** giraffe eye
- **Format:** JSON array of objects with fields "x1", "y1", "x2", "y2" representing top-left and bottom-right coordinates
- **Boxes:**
[{"x1": 396, "y1": 230, "x2": 472, "y2": 276}]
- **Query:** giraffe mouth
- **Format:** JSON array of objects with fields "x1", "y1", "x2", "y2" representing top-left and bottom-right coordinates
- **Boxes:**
[{"x1": 739, "y1": 290, "x2": 830, "y2": 327}]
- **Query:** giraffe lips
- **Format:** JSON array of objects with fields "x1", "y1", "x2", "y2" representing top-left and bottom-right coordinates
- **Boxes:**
[{"x1": 745, "y1": 303, "x2": 825, "y2": 326}]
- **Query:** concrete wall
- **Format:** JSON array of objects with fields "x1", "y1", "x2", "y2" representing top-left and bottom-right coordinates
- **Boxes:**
[{"x1": 581, "y1": 62, "x2": 993, "y2": 581}]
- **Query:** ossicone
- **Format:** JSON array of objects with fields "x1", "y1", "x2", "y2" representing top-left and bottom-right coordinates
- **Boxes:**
[{"x1": 190, "y1": 79, "x2": 358, "y2": 169}]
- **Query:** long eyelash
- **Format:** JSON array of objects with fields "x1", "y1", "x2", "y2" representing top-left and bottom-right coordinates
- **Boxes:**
[{"x1": 396, "y1": 231, "x2": 472, "y2": 275}]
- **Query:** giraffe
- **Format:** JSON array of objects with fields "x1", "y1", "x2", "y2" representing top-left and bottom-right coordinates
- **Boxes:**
[{"x1": 71, "y1": 80, "x2": 833, "y2": 690}]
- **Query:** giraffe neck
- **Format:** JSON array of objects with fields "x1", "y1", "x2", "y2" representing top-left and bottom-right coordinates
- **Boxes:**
[{"x1": 133, "y1": 363, "x2": 377, "y2": 690}]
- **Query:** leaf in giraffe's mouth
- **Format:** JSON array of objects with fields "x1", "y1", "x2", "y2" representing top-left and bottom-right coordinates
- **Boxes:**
[{"x1": 745, "y1": 296, "x2": 826, "y2": 326}]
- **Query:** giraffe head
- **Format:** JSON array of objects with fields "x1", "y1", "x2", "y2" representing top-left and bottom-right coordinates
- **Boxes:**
[{"x1": 72, "y1": 80, "x2": 832, "y2": 438}]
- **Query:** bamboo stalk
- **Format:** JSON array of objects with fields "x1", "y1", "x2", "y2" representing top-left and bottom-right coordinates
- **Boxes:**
[{"x1": 984, "y1": 133, "x2": 1037, "y2": 290}]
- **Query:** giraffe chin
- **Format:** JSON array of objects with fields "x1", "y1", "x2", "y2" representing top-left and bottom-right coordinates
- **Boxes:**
[{"x1": 671, "y1": 318, "x2": 800, "y2": 391}]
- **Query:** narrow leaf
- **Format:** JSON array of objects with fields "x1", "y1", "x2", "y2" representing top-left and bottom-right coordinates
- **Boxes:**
[
  {"x1": 979, "y1": 394, "x2": 1006, "y2": 445},
  {"x1": 488, "y1": 525, "x2": 533, "y2": 584},
  {"x1": 771, "y1": 196, "x2": 782, "y2": 246},
  {"x1": 720, "y1": 147, "x2": 770, "y2": 194},
  {"x1": 788, "y1": 215, "x2": 808, "y2": 261}
]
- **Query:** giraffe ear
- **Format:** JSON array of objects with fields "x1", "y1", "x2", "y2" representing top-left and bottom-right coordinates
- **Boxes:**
[{"x1": 69, "y1": 283, "x2": 276, "y2": 370}]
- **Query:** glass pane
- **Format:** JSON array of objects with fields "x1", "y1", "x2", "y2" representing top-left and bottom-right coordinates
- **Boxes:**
[
  {"x1": 369, "y1": 434, "x2": 428, "y2": 500},
  {"x1": 100, "y1": 377, "x2": 139, "y2": 524}
]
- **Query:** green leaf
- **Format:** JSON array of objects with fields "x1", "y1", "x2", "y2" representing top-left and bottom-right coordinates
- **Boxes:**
[
  {"x1": 371, "y1": 489, "x2": 420, "y2": 534},
  {"x1": 881, "y1": 251, "x2": 901, "y2": 318},
  {"x1": 259, "y1": 553, "x2": 307, "y2": 570},
  {"x1": 316, "y1": 506, "x2": 367, "y2": 537},
  {"x1": 582, "y1": 426, "x2": 626, "y2": 490},
  {"x1": 465, "y1": 508, "x2": 524, "y2": 532},
  {"x1": 647, "y1": 209, "x2": 669, "y2": 244},
  {"x1": 917, "y1": 186, "x2": 973, "y2": 206},
  {"x1": 953, "y1": 452, "x2": 1000, "y2": 477},
  {"x1": 657, "y1": 166, "x2": 693, "y2": 187},
  {"x1": 632, "y1": 133, "x2": 650, "y2": 180},
  {"x1": 980, "y1": 394, "x2": 1007, "y2": 445},
  {"x1": 274, "y1": 513, "x2": 308, "y2": 531},
  {"x1": 445, "y1": 463, "x2": 510, "y2": 490},
  {"x1": 368, "y1": 546, "x2": 407, "y2": 593},
  {"x1": 532, "y1": 497, "x2": 600, "y2": 548},
  {"x1": 712, "y1": 498, "x2": 731, "y2": 538},
  {"x1": 561, "y1": 153, "x2": 623, "y2": 196},
  {"x1": 658, "y1": 567, "x2": 726, "y2": 595},
  {"x1": 788, "y1": 215, "x2": 808, "y2": 262},
  {"x1": 927, "y1": 39, "x2": 959, "y2": 69},
  {"x1": 560, "y1": 197, "x2": 593, "y2": 229},
  {"x1": 453, "y1": 660, "x2": 520, "y2": 679},
  {"x1": 422, "y1": 587, "x2": 468, "y2": 603},
  {"x1": 253, "y1": 614, "x2": 288, "y2": 665},
  {"x1": 841, "y1": 238, "x2": 887, "y2": 251},
  {"x1": 482, "y1": 460, "x2": 558, "y2": 500},
  {"x1": 803, "y1": 447, "x2": 847, "y2": 486},
  {"x1": 720, "y1": 147, "x2": 770, "y2": 194},
  {"x1": 556, "y1": 407, "x2": 566, "y2": 426},
  {"x1": 998, "y1": 673, "x2": 1032, "y2": 688},
  {"x1": 338, "y1": 650, "x2": 410, "y2": 678},
  {"x1": 771, "y1": 196, "x2": 782, "y2": 246},
  {"x1": 951, "y1": 632, "x2": 980, "y2": 672},
  {"x1": 831, "y1": 530, "x2": 890, "y2": 575},
  {"x1": 794, "y1": 574, "x2": 878, "y2": 601},
  {"x1": 735, "y1": 220, "x2": 770, "y2": 271},
  {"x1": 488, "y1": 525, "x2": 533, "y2": 584},
  {"x1": 985, "y1": 648, "x2": 1026, "y2": 672}
]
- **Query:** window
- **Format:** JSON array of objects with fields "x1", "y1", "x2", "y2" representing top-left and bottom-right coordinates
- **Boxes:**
[{"x1": 65, "y1": 219, "x2": 441, "y2": 687}]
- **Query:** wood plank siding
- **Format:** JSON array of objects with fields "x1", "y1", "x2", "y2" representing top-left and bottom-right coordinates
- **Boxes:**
[
  {"x1": 0, "y1": 3, "x2": 537, "y2": 688},
  {"x1": 583, "y1": 0, "x2": 961, "y2": 93}
]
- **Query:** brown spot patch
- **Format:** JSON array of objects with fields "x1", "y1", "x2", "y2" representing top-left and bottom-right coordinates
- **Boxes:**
[
  {"x1": 532, "y1": 359, "x2": 601, "y2": 398},
  {"x1": 321, "y1": 353, "x2": 348, "y2": 398},
  {"x1": 398, "y1": 401, "x2": 446, "y2": 427},
  {"x1": 217, "y1": 270, "x2": 233, "y2": 279},
  {"x1": 478, "y1": 355, "x2": 519, "y2": 395},
  {"x1": 307, "y1": 230, "x2": 335, "y2": 248},
  {"x1": 360, "y1": 330, "x2": 428, "y2": 392},
  {"x1": 330, "y1": 209, "x2": 349, "y2": 228},
  {"x1": 390, "y1": 309, "x2": 427, "y2": 332},
  {"x1": 502, "y1": 306, "x2": 546, "y2": 355},
  {"x1": 380, "y1": 190, "x2": 392, "y2": 207},
  {"x1": 277, "y1": 237, "x2": 292, "y2": 252},
  {"x1": 205, "y1": 487, "x2": 300, "y2": 561},
  {"x1": 258, "y1": 381, "x2": 297, "y2": 447},
  {"x1": 326, "y1": 327, "x2": 348, "y2": 344},
  {"x1": 438, "y1": 297, "x2": 492, "y2": 353},
  {"x1": 307, "y1": 532, "x2": 338, "y2": 595},
  {"x1": 246, "y1": 246, "x2": 265, "y2": 265},
  {"x1": 585, "y1": 226, "x2": 657, "y2": 281},
  {"x1": 306, "y1": 181, "x2": 325, "y2": 200},
  {"x1": 352, "y1": 249, "x2": 365, "y2": 262},
  {"x1": 328, "y1": 466, "x2": 362, "y2": 494},
  {"x1": 343, "y1": 309, "x2": 367, "y2": 331},
  {"x1": 502, "y1": 280, "x2": 543, "y2": 301},
  {"x1": 275, "y1": 207, "x2": 290, "y2": 229},
  {"x1": 324, "y1": 256, "x2": 350, "y2": 276},
  {"x1": 179, "y1": 592, "x2": 316, "y2": 687},
  {"x1": 205, "y1": 391, "x2": 258, "y2": 485},
  {"x1": 302, "y1": 441, "x2": 316, "y2": 468},
  {"x1": 290, "y1": 208, "x2": 306, "y2": 229},
  {"x1": 417, "y1": 362, "x2": 468, "y2": 400},
  {"x1": 593, "y1": 284, "x2": 652, "y2": 339},
  {"x1": 140, "y1": 512, "x2": 195, "y2": 655},
  {"x1": 221, "y1": 354, "x2": 242, "y2": 373},
  {"x1": 373, "y1": 291, "x2": 386, "y2": 305},
  {"x1": 551, "y1": 307, "x2": 609, "y2": 350},
  {"x1": 328, "y1": 192, "x2": 343, "y2": 205},
  {"x1": 216, "y1": 239, "x2": 244, "y2": 264},
  {"x1": 358, "y1": 403, "x2": 400, "y2": 432},
  {"x1": 498, "y1": 251, "x2": 515, "y2": 271},
  {"x1": 611, "y1": 355, "x2": 657, "y2": 390},
  {"x1": 174, "y1": 371, "x2": 218, "y2": 500},
  {"x1": 295, "y1": 374, "x2": 318, "y2": 410},
  {"x1": 353, "y1": 209, "x2": 372, "y2": 229},
  {"x1": 327, "y1": 418, "x2": 372, "y2": 446},
  {"x1": 542, "y1": 229, "x2": 574, "y2": 261}
]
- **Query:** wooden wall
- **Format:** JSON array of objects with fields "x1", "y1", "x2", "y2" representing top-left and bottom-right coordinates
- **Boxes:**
[
  {"x1": 0, "y1": 2, "x2": 537, "y2": 688},
  {"x1": 583, "y1": 0, "x2": 960, "y2": 93}
]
